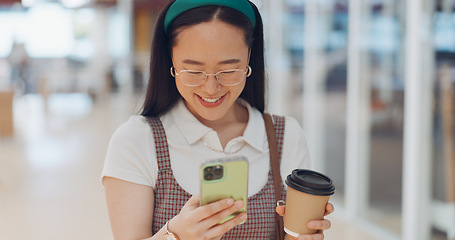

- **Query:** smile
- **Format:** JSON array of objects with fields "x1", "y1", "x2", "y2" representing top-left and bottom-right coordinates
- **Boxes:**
[
  {"x1": 199, "y1": 95, "x2": 223, "y2": 103},
  {"x1": 196, "y1": 93, "x2": 227, "y2": 108}
]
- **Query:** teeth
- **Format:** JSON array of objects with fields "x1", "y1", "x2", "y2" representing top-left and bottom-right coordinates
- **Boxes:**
[{"x1": 201, "y1": 96, "x2": 222, "y2": 103}]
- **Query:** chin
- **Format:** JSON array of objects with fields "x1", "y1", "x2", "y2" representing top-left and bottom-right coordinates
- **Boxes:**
[
  {"x1": 187, "y1": 97, "x2": 235, "y2": 123},
  {"x1": 198, "y1": 110, "x2": 225, "y2": 122}
]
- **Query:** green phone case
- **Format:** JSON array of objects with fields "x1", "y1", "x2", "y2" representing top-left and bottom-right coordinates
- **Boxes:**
[{"x1": 200, "y1": 156, "x2": 249, "y2": 224}]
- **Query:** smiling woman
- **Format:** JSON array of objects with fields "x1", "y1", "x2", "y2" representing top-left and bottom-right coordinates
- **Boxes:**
[
  {"x1": 101, "y1": 1, "x2": 333, "y2": 239},
  {"x1": 171, "y1": 20, "x2": 249, "y2": 124}
]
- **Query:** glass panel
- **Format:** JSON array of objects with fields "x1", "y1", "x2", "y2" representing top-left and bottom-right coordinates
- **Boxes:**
[
  {"x1": 366, "y1": 0, "x2": 404, "y2": 235},
  {"x1": 366, "y1": 1, "x2": 452, "y2": 239},
  {"x1": 322, "y1": 2, "x2": 348, "y2": 207},
  {"x1": 281, "y1": 0, "x2": 453, "y2": 239},
  {"x1": 283, "y1": 0, "x2": 348, "y2": 207},
  {"x1": 433, "y1": 2, "x2": 455, "y2": 239}
]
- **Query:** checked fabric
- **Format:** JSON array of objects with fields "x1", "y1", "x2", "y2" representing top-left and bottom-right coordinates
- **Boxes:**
[{"x1": 146, "y1": 115, "x2": 286, "y2": 239}]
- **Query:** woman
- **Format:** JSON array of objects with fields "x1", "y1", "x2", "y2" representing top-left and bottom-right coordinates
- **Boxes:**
[{"x1": 102, "y1": 0, "x2": 333, "y2": 239}]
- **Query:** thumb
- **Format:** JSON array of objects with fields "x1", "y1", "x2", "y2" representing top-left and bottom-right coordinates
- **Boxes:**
[{"x1": 276, "y1": 205, "x2": 285, "y2": 216}]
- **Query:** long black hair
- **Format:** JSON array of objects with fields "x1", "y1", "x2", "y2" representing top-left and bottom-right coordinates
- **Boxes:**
[{"x1": 141, "y1": 0, "x2": 265, "y2": 117}]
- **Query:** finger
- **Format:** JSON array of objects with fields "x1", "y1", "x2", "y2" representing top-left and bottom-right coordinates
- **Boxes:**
[
  {"x1": 323, "y1": 202, "x2": 334, "y2": 216},
  {"x1": 205, "y1": 212, "x2": 248, "y2": 238},
  {"x1": 298, "y1": 231, "x2": 324, "y2": 240},
  {"x1": 307, "y1": 219, "x2": 331, "y2": 230},
  {"x1": 287, "y1": 235, "x2": 298, "y2": 240},
  {"x1": 276, "y1": 205, "x2": 285, "y2": 216},
  {"x1": 194, "y1": 198, "x2": 235, "y2": 219},
  {"x1": 176, "y1": 195, "x2": 205, "y2": 225},
  {"x1": 202, "y1": 200, "x2": 245, "y2": 227},
  {"x1": 182, "y1": 194, "x2": 202, "y2": 209}
]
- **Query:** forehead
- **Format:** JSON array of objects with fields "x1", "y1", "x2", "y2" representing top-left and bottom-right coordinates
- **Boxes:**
[{"x1": 172, "y1": 20, "x2": 249, "y2": 62}]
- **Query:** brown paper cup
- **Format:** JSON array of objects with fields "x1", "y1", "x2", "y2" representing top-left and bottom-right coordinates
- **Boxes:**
[
  {"x1": 283, "y1": 169, "x2": 335, "y2": 237},
  {"x1": 284, "y1": 187, "x2": 330, "y2": 236}
]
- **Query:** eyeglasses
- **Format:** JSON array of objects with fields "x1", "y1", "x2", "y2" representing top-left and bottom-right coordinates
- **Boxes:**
[{"x1": 170, "y1": 66, "x2": 252, "y2": 87}]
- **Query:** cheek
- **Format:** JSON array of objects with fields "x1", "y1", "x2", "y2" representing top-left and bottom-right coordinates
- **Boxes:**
[
  {"x1": 231, "y1": 81, "x2": 246, "y2": 98},
  {"x1": 238, "y1": 79, "x2": 247, "y2": 92},
  {"x1": 175, "y1": 80, "x2": 187, "y2": 97},
  {"x1": 175, "y1": 80, "x2": 199, "y2": 105}
]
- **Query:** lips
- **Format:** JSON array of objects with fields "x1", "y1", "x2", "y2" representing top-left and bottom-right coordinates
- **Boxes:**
[
  {"x1": 200, "y1": 95, "x2": 222, "y2": 103},
  {"x1": 196, "y1": 93, "x2": 226, "y2": 108}
]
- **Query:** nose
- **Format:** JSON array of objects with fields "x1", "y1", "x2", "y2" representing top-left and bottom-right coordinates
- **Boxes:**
[{"x1": 201, "y1": 74, "x2": 221, "y2": 94}]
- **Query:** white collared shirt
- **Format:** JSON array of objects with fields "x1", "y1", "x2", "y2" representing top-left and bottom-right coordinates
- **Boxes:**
[{"x1": 102, "y1": 99, "x2": 311, "y2": 197}]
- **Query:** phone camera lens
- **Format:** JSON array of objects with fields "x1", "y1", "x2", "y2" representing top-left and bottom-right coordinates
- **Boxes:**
[
  {"x1": 203, "y1": 165, "x2": 223, "y2": 181},
  {"x1": 214, "y1": 167, "x2": 223, "y2": 177},
  {"x1": 204, "y1": 166, "x2": 213, "y2": 173},
  {"x1": 204, "y1": 172, "x2": 214, "y2": 181}
]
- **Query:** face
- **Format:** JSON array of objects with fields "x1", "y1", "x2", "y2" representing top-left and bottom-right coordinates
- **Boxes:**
[{"x1": 171, "y1": 20, "x2": 250, "y2": 123}]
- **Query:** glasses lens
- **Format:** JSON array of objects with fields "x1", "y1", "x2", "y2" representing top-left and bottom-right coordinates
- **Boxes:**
[
  {"x1": 179, "y1": 69, "x2": 245, "y2": 86},
  {"x1": 180, "y1": 71, "x2": 205, "y2": 86},
  {"x1": 217, "y1": 70, "x2": 244, "y2": 86}
]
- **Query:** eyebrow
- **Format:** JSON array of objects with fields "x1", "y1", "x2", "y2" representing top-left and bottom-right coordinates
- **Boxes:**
[
  {"x1": 182, "y1": 59, "x2": 203, "y2": 65},
  {"x1": 181, "y1": 59, "x2": 241, "y2": 65}
]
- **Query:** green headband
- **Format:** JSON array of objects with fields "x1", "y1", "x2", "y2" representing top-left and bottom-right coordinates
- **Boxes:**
[{"x1": 164, "y1": 0, "x2": 256, "y2": 33}]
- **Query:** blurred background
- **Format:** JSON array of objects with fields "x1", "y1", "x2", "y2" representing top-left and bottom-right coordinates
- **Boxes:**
[{"x1": 0, "y1": 0, "x2": 454, "y2": 239}]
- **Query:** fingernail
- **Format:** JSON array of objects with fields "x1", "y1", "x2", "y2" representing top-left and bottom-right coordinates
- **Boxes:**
[
  {"x1": 226, "y1": 199, "x2": 234, "y2": 205},
  {"x1": 240, "y1": 213, "x2": 247, "y2": 220},
  {"x1": 309, "y1": 222, "x2": 317, "y2": 228},
  {"x1": 235, "y1": 200, "x2": 244, "y2": 208}
]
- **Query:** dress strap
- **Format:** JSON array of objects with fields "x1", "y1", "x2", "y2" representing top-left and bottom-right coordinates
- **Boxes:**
[
  {"x1": 264, "y1": 113, "x2": 286, "y2": 240},
  {"x1": 145, "y1": 117, "x2": 171, "y2": 170},
  {"x1": 272, "y1": 115, "x2": 285, "y2": 159}
]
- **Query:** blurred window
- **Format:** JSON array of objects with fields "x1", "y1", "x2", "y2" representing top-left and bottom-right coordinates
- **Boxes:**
[{"x1": 0, "y1": 3, "x2": 74, "y2": 58}]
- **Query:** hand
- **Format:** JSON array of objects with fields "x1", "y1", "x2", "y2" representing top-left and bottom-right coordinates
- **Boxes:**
[
  {"x1": 276, "y1": 202, "x2": 334, "y2": 240},
  {"x1": 169, "y1": 195, "x2": 247, "y2": 240}
]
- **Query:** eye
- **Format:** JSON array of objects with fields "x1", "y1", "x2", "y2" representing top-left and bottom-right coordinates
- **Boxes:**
[
  {"x1": 187, "y1": 71, "x2": 204, "y2": 75},
  {"x1": 220, "y1": 70, "x2": 236, "y2": 74}
]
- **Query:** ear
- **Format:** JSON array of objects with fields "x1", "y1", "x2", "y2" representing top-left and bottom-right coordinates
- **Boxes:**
[{"x1": 246, "y1": 66, "x2": 252, "y2": 77}]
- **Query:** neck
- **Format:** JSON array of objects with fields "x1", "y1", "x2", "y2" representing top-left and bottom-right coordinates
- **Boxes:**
[
  {"x1": 199, "y1": 103, "x2": 248, "y2": 130},
  {"x1": 196, "y1": 102, "x2": 249, "y2": 148}
]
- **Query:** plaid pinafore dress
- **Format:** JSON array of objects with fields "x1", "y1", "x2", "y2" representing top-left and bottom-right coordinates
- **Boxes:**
[{"x1": 146, "y1": 115, "x2": 286, "y2": 239}]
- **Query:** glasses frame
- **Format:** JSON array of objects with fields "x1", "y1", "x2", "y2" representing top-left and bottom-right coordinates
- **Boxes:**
[{"x1": 170, "y1": 66, "x2": 252, "y2": 87}]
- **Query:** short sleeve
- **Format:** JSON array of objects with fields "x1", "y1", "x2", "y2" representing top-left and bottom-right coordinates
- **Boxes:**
[
  {"x1": 280, "y1": 116, "x2": 311, "y2": 183},
  {"x1": 101, "y1": 116, "x2": 158, "y2": 188}
]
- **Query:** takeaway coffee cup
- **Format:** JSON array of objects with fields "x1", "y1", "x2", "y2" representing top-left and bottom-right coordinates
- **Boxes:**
[{"x1": 283, "y1": 169, "x2": 335, "y2": 237}]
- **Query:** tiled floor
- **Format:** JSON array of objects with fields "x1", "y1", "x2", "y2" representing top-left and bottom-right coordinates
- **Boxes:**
[
  {"x1": 0, "y1": 93, "x2": 117, "y2": 239},
  {"x1": 0, "y1": 92, "x2": 442, "y2": 240}
]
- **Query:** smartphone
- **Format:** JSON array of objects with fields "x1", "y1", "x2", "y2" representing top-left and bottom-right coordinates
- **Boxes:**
[{"x1": 200, "y1": 155, "x2": 249, "y2": 224}]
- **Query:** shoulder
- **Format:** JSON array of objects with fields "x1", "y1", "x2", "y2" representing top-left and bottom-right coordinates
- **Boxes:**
[
  {"x1": 107, "y1": 115, "x2": 158, "y2": 151},
  {"x1": 268, "y1": 114, "x2": 303, "y2": 135},
  {"x1": 283, "y1": 116, "x2": 303, "y2": 134},
  {"x1": 270, "y1": 114, "x2": 308, "y2": 145},
  {"x1": 280, "y1": 115, "x2": 307, "y2": 144},
  {"x1": 103, "y1": 115, "x2": 159, "y2": 187},
  {"x1": 279, "y1": 115, "x2": 312, "y2": 173},
  {"x1": 111, "y1": 116, "x2": 151, "y2": 140}
]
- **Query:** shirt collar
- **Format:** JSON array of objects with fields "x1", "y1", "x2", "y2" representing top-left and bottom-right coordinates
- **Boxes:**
[
  {"x1": 238, "y1": 99, "x2": 265, "y2": 152},
  {"x1": 170, "y1": 99, "x2": 212, "y2": 145},
  {"x1": 170, "y1": 99, "x2": 266, "y2": 152}
]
